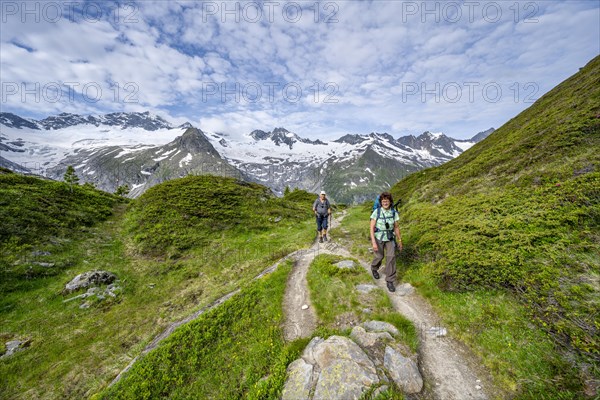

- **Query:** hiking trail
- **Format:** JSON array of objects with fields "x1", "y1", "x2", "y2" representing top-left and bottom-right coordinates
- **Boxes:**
[
  {"x1": 112, "y1": 211, "x2": 501, "y2": 399},
  {"x1": 281, "y1": 210, "x2": 501, "y2": 399}
]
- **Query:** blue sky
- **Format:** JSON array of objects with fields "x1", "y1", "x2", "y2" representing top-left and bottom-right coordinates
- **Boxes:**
[{"x1": 1, "y1": 0, "x2": 599, "y2": 140}]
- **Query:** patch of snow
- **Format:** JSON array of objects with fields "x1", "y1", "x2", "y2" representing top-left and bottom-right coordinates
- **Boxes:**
[{"x1": 179, "y1": 153, "x2": 193, "y2": 167}]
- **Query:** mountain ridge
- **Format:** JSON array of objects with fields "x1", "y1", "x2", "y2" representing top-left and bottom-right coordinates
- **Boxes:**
[{"x1": 0, "y1": 111, "x2": 494, "y2": 202}]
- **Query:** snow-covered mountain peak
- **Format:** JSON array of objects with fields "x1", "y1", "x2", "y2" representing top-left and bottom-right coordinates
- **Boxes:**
[
  {"x1": 0, "y1": 111, "x2": 177, "y2": 132},
  {"x1": 0, "y1": 112, "x2": 41, "y2": 130},
  {"x1": 247, "y1": 127, "x2": 326, "y2": 149}
]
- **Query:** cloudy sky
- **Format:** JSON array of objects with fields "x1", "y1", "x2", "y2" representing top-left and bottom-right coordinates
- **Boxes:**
[{"x1": 1, "y1": 1, "x2": 599, "y2": 140}]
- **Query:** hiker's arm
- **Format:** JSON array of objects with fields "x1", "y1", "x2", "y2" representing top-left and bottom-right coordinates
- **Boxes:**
[
  {"x1": 394, "y1": 222, "x2": 402, "y2": 250},
  {"x1": 370, "y1": 219, "x2": 378, "y2": 251}
]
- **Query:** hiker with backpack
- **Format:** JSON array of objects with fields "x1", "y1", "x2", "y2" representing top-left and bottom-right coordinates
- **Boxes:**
[
  {"x1": 313, "y1": 191, "x2": 331, "y2": 243},
  {"x1": 370, "y1": 192, "x2": 402, "y2": 292}
]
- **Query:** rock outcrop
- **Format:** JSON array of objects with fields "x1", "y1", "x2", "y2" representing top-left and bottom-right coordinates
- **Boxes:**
[{"x1": 282, "y1": 320, "x2": 423, "y2": 399}]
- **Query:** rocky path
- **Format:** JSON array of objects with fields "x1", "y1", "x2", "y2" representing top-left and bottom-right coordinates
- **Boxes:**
[{"x1": 281, "y1": 210, "x2": 500, "y2": 399}]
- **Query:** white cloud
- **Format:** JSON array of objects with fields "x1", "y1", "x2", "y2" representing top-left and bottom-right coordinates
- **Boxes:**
[{"x1": 1, "y1": 0, "x2": 598, "y2": 140}]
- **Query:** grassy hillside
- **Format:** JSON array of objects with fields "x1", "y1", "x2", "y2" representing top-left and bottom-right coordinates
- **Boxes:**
[
  {"x1": 0, "y1": 174, "x2": 317, "y2": 399},
  {"x1": 0, "y1": 169, "x2": 123, "y2": 289},
  {"x1": 391, "y1": 56, "x2": 600, "y2": 395}
]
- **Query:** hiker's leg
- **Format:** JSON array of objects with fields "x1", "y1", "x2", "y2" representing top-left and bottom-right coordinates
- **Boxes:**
[
  {"x1": 371, "y1": 239, "x2": 385, "y2": 271},
  {"x1": 316, "y1": 216, "x2": 323, "y2": 236},
  {"x1": 383, "y1": 240, "x2": 397, "y2": 282}
]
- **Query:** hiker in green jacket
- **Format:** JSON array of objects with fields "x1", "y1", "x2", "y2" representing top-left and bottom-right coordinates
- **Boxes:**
[
  {"x1": 313, "y1": 191, "x2": 331, "y2": 243},
  {"x1": 370, "y1": 192, "x2": 402, "y2": 292}
]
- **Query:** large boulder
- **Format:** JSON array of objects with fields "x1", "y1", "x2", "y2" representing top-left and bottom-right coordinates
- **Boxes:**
[{"x1": 64, "y1": 270, "x2": 117, "y2": 293}]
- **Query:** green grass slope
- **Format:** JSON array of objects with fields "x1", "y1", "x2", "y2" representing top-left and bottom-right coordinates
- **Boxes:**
[{"x1": 391, "y1": 56, "x2": 600, "y2": 394}]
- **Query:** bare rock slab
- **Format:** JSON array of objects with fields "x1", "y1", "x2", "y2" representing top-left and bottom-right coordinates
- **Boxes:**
[
  {"x1": 383, "y1": 346, "x2": 423, "y2": 394},
  {"x1": 313, "y1": 358, "x2": 379, "y2": 400}
]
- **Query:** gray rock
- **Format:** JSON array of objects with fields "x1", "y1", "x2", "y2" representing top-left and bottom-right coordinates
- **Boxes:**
[
  {"x1": 356, "y1": 284, "x2": 378, "y2": 294},
  {"x1": 428, "y1": 327, "x2": 447, "y2": 337},
  {"x1": 274, "y1": 216, "x2": 282, "y2": 223},
  {"x1": 363, "y1": 321, "x2": 400, "y2": 337},
  {"x1": 395, "y1": 283, "x2": 415, "y2": 296},
  {"x1": 31, "y1": 262, "x2": 55, "y2": 268},
  {"x1": 31, "y1": 250, "x2": 51, "y2": 257},
  {"x1": 64, "y1": 270, "x2": 116, "y2": 293},
  {"x1": 80, "y1": 302, "x2": 91, "y2": 309},
  {"x1": 281, "y1": 359, "x2": 313, "y2": 400},
  {"x1": 312, "y1": 336, "x2": 376, "y2": 373},
  {"x1": 383, "y1": 346, "x2": 423, "y2": 394},
  {"x1": 1, "y1": 340, "x2": 30, "y2": 358},
  {"x1": 313, "y1": 358, "x2": 379, "y2": 400},
  {"x1": 334, "y1": 260, "x2": 355, "y2": 269},
  {"x1": 350, "y1": 326, "x2": 393, "y2": 349},
  {"x1": 301, "y1": 336, "x2": 324, "y2": 365}
]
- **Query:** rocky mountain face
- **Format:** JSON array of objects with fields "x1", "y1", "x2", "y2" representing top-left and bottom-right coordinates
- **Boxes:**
[
  {"x1": 44, "y1": 127, "x2": 241, "y2": 197},
  {"x1": 208, "y1": 128, "x2": 493, "y2": 204},
  {"x1": 0, "y1": 111, "x2": 493, "y2": 202}
]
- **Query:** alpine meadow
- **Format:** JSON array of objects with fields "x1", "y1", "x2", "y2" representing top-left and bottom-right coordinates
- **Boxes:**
[{"x1": 1, "y1": 2, "x2": 600, "y2": 399}]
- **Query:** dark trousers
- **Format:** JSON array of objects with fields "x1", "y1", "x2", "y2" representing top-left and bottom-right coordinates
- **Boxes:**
[
  {"x1": 316, "y1": 214, "x2": 328, "y2": 232},
  {"x1": 371, "y1": 240, "x2": 397, "y2": 283}
]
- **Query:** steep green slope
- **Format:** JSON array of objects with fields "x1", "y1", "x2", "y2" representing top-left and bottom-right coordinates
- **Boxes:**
[{"x1": 392, "y1": 56, "x2": 599, "y2": 390}]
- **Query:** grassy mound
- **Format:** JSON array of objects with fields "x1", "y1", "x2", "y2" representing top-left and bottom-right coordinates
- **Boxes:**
[
  {"x1": 0, "y1": 172, "x2": 120, "y2": 247},
  {"x1": 391, "y1": 56, "x2": 600, "y2": 392},
  {"x1": 124, "y1": 175, "x2": 314, "y2": 257},
  {"x1": 0, "y1": 172, "x2": 122, "y2": 287}
]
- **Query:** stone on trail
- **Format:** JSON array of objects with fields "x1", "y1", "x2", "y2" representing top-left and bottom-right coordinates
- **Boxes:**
[
  {"x1": 383, "y1": 346, "x2": 423, "y2": 394},
  {"x1": 334, "y1": 260, "x2": 355, "y2": 269},
  {"x1": 313, "y1": 358, "x2": 379, "y2": 400},
  {"x1": 355, "y1": 284, "x2": 378, "y2": 294},
  {"x1": 350, "y1": 326, "x2": 393, "y2": 350},
  {"x1": 396, "y1": 282, "x2": 415, "y2": 296},
  {"x1": 363, "y1": 320, "x2": 400, "y2": 337}
]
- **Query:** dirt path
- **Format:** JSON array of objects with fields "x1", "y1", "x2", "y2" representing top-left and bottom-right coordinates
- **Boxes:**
[{"x1": 281, "y1": 210, "x2": 500, "y2": 399}]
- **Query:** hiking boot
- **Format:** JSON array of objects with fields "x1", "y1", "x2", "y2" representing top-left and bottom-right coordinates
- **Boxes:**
[
  {"x1": 387, "y1": 281, "x2": 396, "y2": 292},
  {"x1": 372, "y1": 269, "x2": 380, "y2": 280},
  {"x1": 319, "y1": 237, "x2": 323, "y2": 243},
  {"x1": 323, "y1": 235, "x2": 328, "y2": 242}
]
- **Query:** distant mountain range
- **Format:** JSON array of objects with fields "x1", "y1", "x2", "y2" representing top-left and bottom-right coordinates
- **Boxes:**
[{"x1": 0, "y1": 111, "x2": 493, "y2": 203}]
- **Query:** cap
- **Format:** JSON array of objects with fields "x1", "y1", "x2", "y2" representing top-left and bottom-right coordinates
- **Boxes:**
[{"x1": 320, "y1": 191, "x2": 326, "y2": 195}]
